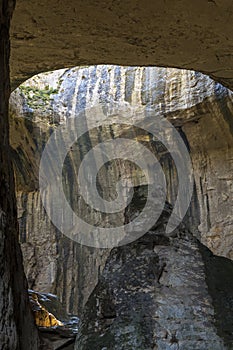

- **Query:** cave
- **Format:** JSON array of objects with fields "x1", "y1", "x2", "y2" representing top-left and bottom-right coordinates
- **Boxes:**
[{"x1": 1, "y1": 1, "x2": 233, "y2": 350}]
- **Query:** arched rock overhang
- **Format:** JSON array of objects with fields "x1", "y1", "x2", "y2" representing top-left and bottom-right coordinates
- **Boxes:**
[{"x1": 10, "y1": 0, "x2": 233, "y2": 90}]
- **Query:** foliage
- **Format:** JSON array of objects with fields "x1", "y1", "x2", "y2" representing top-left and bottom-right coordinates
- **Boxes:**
[{"x1": 19, "y1": 84, "x2": 58, "y2": 114}]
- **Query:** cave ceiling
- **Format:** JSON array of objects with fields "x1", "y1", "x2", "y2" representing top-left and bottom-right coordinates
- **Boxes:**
[{"x1": 10, "y1": 0, "x2": 233, "y2": 90}]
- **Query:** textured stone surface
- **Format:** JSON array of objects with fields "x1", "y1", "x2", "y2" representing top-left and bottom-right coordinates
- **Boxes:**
[
  {"x1": 29, "y1": 291, "x2": 64, "y2": 328},
  {"x1": 10, "y1": 0, "x2": 233, "y2": 91},
  {"x1": 2, "y1": 1, "x2": 233, "y2": 348},
  {"x1": 9, "y1": 66, "x2": 233, "y2": 318},
  {"x1": 75, "y1": 187, "x2": 233, "y2": 349},
  {"x1": 0, "y1": 1, "x2": 40, "y2": 349},
  {"x1": 29, "y1": 290, "x2": 78, "y2": 350}
]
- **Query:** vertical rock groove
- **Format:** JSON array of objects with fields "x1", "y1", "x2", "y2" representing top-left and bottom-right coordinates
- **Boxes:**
[{"x1": 9, "y1": 66, "x2": 233, "y2": 317}]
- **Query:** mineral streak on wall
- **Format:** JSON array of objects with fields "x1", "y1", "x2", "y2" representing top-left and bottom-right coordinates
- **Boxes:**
[{"x1": 9, "y1": 66, "x2": 233, "y2": 316}]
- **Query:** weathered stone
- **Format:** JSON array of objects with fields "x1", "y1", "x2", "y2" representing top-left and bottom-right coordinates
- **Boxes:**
[
  {"x1": 1, "y1": 1, "x2": 233, "y2": 348},
  {"x1": 8, "y1": 66, "x2": 233, "y2": 318},
  {"x1": 0, "y1": 1, "x2": 39, "y2": 349},
  {"x1": 9, "y1": 0, "x2": 233, "y2": 91},
  {"x1": 29, "y1": 291, "x2": 64, "y2": 328},
  {"x1": 75, "y1": 187, "x2": 233, "y2": 349},
  {"x1": 29, "y1": 290, "x2": 78, "y2": 350}
]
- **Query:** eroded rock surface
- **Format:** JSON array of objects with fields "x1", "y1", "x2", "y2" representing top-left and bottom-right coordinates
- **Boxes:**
[
  {"x1": 10, "y1": 0, "x2": 233, "y2": 91},
  {"x1": 29, "y1": 290, "x2": 78, "y2": 350},
  {"x1": 75, "y1": 187, "x2": 233, "y2": 350},
  {"x1": 29, "y1": 291, "x2": 64, "y2": 328},
  {"x1": 9, "y1": 65, "x2": 233, "y2": 318},
  {"x1": 0, "y1": 1, "x2": 39, "y2": 349}
]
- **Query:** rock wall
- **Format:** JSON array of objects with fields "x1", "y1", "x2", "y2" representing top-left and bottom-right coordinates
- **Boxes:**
[
  {"x1": 0, "y1": 1, "x2": 39, "y2": 349},
  {"x1": 10, "y1": 0, "x2": 233, "y2": 91},
  {"x1": 75, "y1": 187, "x2": 233, "y2": 350},
  {"x1": 9, "y1": 65, "x2": 233, "y2": 316}
]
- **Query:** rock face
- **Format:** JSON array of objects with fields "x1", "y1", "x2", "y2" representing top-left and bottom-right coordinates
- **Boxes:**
[
  {"x1": 9, "y1": 65, "x2": 233, "y2": 317},
  {"x1": 10, "y1": 0, "x2": 233, "y2": 91},
  {"x1": 29, "y1": 291, "x2": 64, "y2": 328},
  {"x1": 75, "y1": 187, "x2": 233, "y2": 349},
  {"x1": 29, "y1": 290, "x2": 79, "y2": 350},
  {"x1": 0, "y1": 1, "x2": 39, "y2": 349},
  {"x1": 2, "y1": 1, "x2": 233, "y2": 348}
]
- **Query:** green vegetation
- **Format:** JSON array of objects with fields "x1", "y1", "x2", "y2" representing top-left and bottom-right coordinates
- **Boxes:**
[{"x1": 19, "y1": 84, "x2": 58, "y2": 113}]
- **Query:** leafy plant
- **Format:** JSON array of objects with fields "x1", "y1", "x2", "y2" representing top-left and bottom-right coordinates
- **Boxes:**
[{"x1": 19, "y1": 85, "x2": 58, "y2": 115}]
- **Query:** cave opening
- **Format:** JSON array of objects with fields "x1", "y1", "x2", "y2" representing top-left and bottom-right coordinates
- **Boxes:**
[
  {"x1": 1, "y1": 1, "x2": 232, "y2": 348},
  {"x1": 8, "y1": 64, "x2": 233, "y2": 349}
]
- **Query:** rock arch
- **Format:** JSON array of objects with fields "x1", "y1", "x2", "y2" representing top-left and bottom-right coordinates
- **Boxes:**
[
  {"x1": 1, "y1": 1, "x2": 233, "y2": 348},
  {"x1": 10, "y1": 0, "x2": 233, "y2": 90}
]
